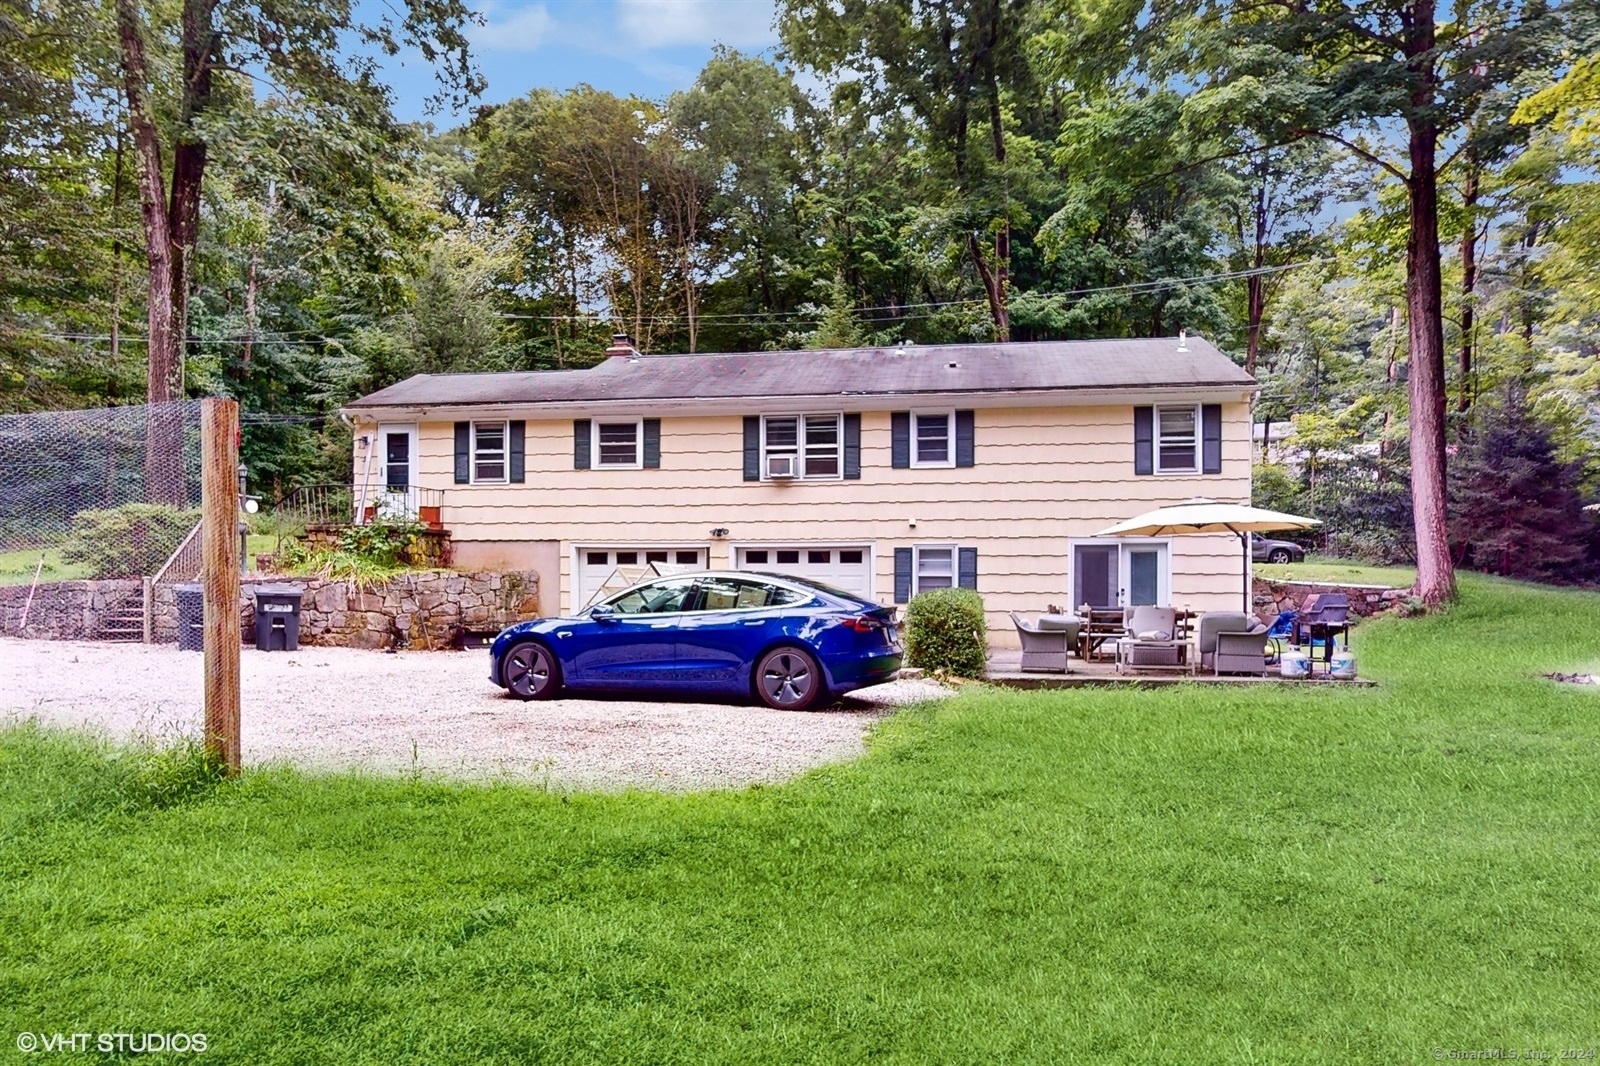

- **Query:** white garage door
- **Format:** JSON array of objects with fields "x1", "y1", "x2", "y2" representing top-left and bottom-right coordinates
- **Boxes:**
[
  {"x1": 576, "y1": 547, "x2": 706, "y2": 610},
  {"x1": 735, "y1": 546, "x2": 874, "y2": 600}
]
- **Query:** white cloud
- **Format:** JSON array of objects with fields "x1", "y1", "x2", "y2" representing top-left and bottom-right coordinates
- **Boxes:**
[
  {"x1": 472, "y1": 1, "x2": 555, "y2": 53},
  {"x1": 617, "y1": 0, "x2": 777, "y2": 50}
]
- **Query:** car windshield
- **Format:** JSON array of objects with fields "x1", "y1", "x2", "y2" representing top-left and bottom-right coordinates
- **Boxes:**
[
  {"x1": 600, "y1": 579, "x2": 696, "y2": 615},
  {"x1": 749, "y1": 571, "x2": 855, "y2": 602}
]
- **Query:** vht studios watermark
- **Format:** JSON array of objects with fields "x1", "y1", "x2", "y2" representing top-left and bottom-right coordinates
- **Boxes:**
[
  {"x1": 15, "y1": 1031, "x2": 207, "y2": 1054},
  {"x1": 1432, "y1": 1050, "x2": 1596, "y2": 1061}
]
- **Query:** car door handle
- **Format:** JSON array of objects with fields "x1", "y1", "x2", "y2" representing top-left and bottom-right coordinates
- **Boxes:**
[
  {"x1": 649, "y1": 621, "x2": 673, "y2": 628},
  {"x1": 742, "y1": 619, "x2": 764, "y2": 625}
]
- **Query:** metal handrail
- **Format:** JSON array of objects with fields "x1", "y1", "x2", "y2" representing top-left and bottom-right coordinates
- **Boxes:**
[{"x1": 274, "y1": 483, "x2": 444, "y2": 527}]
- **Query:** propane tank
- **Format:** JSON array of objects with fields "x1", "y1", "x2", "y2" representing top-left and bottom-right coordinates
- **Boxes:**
[
  {"x1": 1329, "y1": 647, "x2": 1357, "y2": 680},
  {"x1": 1280, "y1": 649, "x2": 1310, "y2": 679}
]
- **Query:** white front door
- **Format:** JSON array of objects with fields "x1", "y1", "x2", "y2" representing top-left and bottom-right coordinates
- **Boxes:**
[{"x1": 375, "y1": 424, "x2": 418, "y2": 518}]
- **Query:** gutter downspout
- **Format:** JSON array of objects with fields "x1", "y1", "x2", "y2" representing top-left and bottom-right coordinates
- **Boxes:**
[{"x1": 343, "y1": 411, "x2": 376, "y2": 525}]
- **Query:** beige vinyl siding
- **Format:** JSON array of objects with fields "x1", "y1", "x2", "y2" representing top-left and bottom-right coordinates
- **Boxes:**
[{"x1": 382, "y1": 404, "x2": 1252, "y2": 644}]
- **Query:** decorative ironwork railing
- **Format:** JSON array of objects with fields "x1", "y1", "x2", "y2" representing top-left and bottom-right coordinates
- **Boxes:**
[{"x1": 274, "y1": 484, "x2": 444, "y2": 528}]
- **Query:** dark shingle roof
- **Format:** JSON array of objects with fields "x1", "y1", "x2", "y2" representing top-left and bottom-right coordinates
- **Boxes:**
[{"x1": 344, "y1": 337, "x2": 1255, "y2": 411}]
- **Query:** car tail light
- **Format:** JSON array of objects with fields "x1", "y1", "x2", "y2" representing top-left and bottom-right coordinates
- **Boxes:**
[{"x1": 841, "y1": 616, "x2": 882, "y2": 633}]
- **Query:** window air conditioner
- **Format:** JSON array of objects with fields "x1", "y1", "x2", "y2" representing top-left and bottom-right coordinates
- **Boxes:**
[{"x1": 766, "y1": 455, "x2": 796, "y2": 479}]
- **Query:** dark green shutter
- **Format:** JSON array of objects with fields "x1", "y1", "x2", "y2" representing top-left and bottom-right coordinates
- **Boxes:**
[
  {"x1": 957, "y1": 547, "x2": 978, "y2": 590},
  {"x1": 843, "y1": 413, "x2": 861, "y2": 479},
  {"x1": 573, "y1": 419, "x2": 591, "y2": 469},
  {"x1": 509, "y1": 420, "x2": 525, "y2": 483},
  {"x1": 1133, "y1": 406, "x2": 1153, "y2": 475},
  {"x1": 891, "y1": 412, "x2": 910, "y2": 468},
  {"x1": 743, "y1": 417, "x2": 761, "y2": 481},
  {"x1": 893, "y1": 547, "x2": 913, "y2": 603},
  {"x1": 1201, "y1": 404, "x2": 1222, "y2": 474},
  {"x1": 453, "y1": 422, "x2": 470, "y2": 484},
  {"x1": 955, "y1": 410, "x2": 975, "y2": 467},
  {"x1": 643, "y1": 419, "x2": 661, "y2": 469}
]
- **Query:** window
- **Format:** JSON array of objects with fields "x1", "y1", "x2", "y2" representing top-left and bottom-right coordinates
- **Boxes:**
[
  {"x1": 615, "y1": 551, "x2": 638, "y2": 565},
  {"x1": 762, "y1": 414, "x2": 842, "y2": 479},
  {"x1": 745, "y1": 549, "x2": 769, "y2": 564},
  {"x1": 694, "y1": 576, "x2": 780, "y2": 611},
  {"x1": 586, "y1": 551, "x2": 608, "y2": 567},
  {"x1": 777, "y1": 550, "x2": 800, "y2": 564},
  {"x1": 914, "y1": 546, "x2": 955, "y2": 595},
  {"x1": 1156, "y1": 406, "x2": 1198, "y2": 473},
  {"x1": 604, "y1": 578, "x2": 696, "y2": 615},
  {"x1": 472, "y1": 422, "x2": 507, "y2": 483},
  {"x1": 675, "y1": 551, "x2": 699, "y2": 565},
  {"x1": 593, "y1": 419, "x2": 642, "y2": 468},
  {"x1": 913, "y1": 411, "x2": 954, "y2": 467},
  {"x1": 839, "y1": 550, "x2": 863, "y2": 565}
]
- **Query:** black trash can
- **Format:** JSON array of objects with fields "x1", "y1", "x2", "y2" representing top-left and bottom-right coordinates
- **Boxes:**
[
  {"x1": 253, "y1": 584, "x2": 304, "y2": 652},
  {"x1": 175, "y1": 583, "x2": 204, "y2": 651}
]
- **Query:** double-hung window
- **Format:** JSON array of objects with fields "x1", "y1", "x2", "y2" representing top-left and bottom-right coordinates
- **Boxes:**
[
  {"x1": 913, "y1": 411, "x2": 954, "y2": 467},
  {"x1": 762, "y1": 414, "x2": 842, "y2": 479},
  {"x1": 472, "y1": 421, "x2": 507, "y2": 483},
  {"x1": 593, "y1": 419, "x2": 642, "y2": 469},
  {"x1": 913, "y1": 545, "x2": 955, "y2": 594},
  {"x1": 1156, "y1": 405, "x2": 1198, "y2": 473}
]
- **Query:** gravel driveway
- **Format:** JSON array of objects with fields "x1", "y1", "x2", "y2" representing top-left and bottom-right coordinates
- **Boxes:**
[{"x1": 0, "y1": 638, "x2": 949, "y2": 790}]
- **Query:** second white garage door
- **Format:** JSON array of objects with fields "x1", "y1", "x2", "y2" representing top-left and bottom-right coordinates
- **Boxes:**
[{"x1": 735, "y1": 545, "x2": 875, "y2": 600}]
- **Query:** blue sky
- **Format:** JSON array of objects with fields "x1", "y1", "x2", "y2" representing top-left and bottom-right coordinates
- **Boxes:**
[{"x1": 373, "y1": 0, "x2": 782, "y2": 125}]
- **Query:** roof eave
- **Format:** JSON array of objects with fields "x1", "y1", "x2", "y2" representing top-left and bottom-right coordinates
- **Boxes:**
[{"x1": 342, "y1": 381, "x2": 1260, "y2": 422}]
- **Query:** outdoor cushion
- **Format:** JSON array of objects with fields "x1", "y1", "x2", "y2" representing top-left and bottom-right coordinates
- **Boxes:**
[{"x1": 1136, "y1": 629, "x2": 1173, "y2": 641}]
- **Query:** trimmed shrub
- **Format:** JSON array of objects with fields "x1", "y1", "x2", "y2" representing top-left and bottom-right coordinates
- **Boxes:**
[
  {"x1": 904, "y1": 587, "x2": 988, "y2": 678},
  {"x1": 59, "y1": 503, "x2": 200, "y2": 578}
]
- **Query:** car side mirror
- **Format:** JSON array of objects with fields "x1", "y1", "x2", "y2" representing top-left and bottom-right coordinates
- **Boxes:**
[{"x1": 590, "y1": 604, "x2": 617, "y2": 622}]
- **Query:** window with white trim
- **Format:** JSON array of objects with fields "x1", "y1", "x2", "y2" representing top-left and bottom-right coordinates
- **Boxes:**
[
  {"x1": 593, "y1": 419, "x2": 642, "y2": 468},
  {"x1": 913, "y1": 411, "x2": 954, "y2": 467},
  {"x1": 762, "y1": 414, "x2": 842, "y2": 479},
  {"x1": 1156, "y1": 405, "x2": 1198, "y2": 473},
  {"x1": 913, "y1": 545, "x2": 955, "y2": 595},
  {"x1": 472, "y1": 421, "x2": 507, "y2": 483}
]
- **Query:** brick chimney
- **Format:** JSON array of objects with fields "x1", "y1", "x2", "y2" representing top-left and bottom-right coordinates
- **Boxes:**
[{"x1": 605, "y1": 333, "x2": 639, "y2": 359}]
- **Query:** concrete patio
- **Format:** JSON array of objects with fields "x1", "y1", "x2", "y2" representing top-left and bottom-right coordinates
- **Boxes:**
[{"x1": 980, "y1": 649, "x2": 1376, "y2": 688}]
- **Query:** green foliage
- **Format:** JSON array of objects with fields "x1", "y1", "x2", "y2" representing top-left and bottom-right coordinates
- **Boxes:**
[
  {"x1": 1449, "y1": 388, "x2": 1595, "y2": 582},
  {"x1": 903, "y1": 587, "x2": 988, "y2": 678},
  {"x1": 57, "y1": 504, "x2": 199, "y2": 578},
  {"x1": 4, "y1": 577, "x2": 1600, "y2": 1058},
  {"x1": 278, "y1": 518, "x2": 430, "y2": 587}
]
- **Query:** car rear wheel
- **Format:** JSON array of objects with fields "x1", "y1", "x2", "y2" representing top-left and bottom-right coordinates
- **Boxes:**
[
  {"x1": 504, "y1": 640, "x2": 561, "y2": 701},
  {"x1": 754, "y1": 646, "x2": 825, "y2": 711},
  {"x1": 1268, "y1": 548, "x2": 1293, "y2": 564}
]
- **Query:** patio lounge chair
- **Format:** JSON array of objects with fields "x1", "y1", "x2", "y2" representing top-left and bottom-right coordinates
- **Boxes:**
[
  {"x1": 1197, "y1": 611, "x2": 1272, "y2": 675},
  {"x1": 1010, "y1": 612, "x2": 1081, "y2": 673},
  {"x1": 1116, "y1": 606, "x2": 1185, "y2": 672}
]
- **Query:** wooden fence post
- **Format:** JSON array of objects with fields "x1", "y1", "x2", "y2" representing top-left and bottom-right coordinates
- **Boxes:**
[{"x1": 201, "y1": 398, "x2": 241, "y2": 774}]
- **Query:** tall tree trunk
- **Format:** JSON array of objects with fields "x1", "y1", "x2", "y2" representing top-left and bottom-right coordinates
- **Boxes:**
[
  {"x1": 1457, "y1": 149, "x2": 1479, "y2": 413},
  {"x1": 1405, "y1": 99, "x2": 1457, "y2": 604},
  {"x1": 1245, "y1": 158, "x2": 1268, "y2": 376},
  {"x1": 116, "y1": 0, "x2": 184, "y2": 505}
]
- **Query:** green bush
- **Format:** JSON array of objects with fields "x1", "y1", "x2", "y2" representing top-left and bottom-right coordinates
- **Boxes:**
[
  {"x1": 59, "y1": 503, "x2": 200, "y2": 578},
  {"x1": 904, "y1": 587, "x2": 988, "y2": 678}
]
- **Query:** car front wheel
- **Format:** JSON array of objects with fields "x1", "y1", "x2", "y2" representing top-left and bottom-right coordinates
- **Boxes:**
[
  {"x1": 754, "y1": 646, "x2": 825, "y2": 711},
  {"x1": 1268, "y1": 548, "x2": 1293, "y2": 564},
  {"x1": 503, "y1": 640, "x2": 561, "y2": 701}
]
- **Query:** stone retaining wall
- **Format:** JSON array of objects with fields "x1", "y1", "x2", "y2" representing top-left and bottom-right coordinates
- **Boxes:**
[
  {"x1": 0, "y1": 579, "x2": 143, "y2": 640},
  {"x1": 1253, "y1": 578, "x2": 1408, "y2": 623},
  {"x1": 150, "y1": 570, "x2": 539, "y2": 649},
  {"x1": 1, "y1": 570, "x2": 538, "y2": 649}
]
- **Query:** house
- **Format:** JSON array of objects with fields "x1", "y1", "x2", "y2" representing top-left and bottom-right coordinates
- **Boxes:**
[{"x1": 340, "y1": 334, "x2": 1258, "y2": 646}]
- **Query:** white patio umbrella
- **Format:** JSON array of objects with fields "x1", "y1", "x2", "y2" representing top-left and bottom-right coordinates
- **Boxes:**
[{"x1": 1094, "y1": 498, "x2": 1321, "y2": 611}]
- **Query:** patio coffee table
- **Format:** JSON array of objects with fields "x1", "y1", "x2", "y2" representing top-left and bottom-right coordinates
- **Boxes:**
[{"x1": 1115, "y1": 638, "x2": 1195, "y2": 676}]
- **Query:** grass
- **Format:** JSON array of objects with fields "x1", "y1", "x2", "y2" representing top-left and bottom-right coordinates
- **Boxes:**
[
  {"x1": 1257, "y1": 553, "x2": 1418, "y2": 588},
  {"x1": 0, "y1": 535, "x2": 282, "y2": 586},
  {"x1": 3, "y1": 574, "x2": 1598, "y2": 1063}
]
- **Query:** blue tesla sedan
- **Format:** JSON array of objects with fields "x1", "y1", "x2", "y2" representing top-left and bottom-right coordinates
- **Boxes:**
[{"x1": 489, "y1": 571, "x2": 902, "y2": 711}]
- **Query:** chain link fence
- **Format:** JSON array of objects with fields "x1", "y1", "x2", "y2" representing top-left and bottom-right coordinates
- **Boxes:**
[{"x1": 0, "y1": 401, "x2": 204, "y2": 579}]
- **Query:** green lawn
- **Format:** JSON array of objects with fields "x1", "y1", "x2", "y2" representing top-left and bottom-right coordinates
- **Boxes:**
[
  {"x1": 0, "y1": 535, "x2": 281, "y2": 585},
  {"x1": 3, "y1": 575, "x2": 1598, "y2": 1063},
  {"x1": 1257, "y1": 554, "x2": 1418, "y2": 587}
]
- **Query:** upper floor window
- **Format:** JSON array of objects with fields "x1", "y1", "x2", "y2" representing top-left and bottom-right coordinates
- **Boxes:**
[
  {"x1": 594, "y1": 419, "x2": 642, "y2": 468},
  {"x1": 913, "y1": 411, "x2": 954, "y2": 467},
  {"x1": 762, "y1": 414, "x2": 841, "y2": 479},
  {"x1": 472, "y1": 421, "x2": 507, "y2": 483},
  {"x1": 1157, "y1": 406, "x2": 1198, "y2": 473}
]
